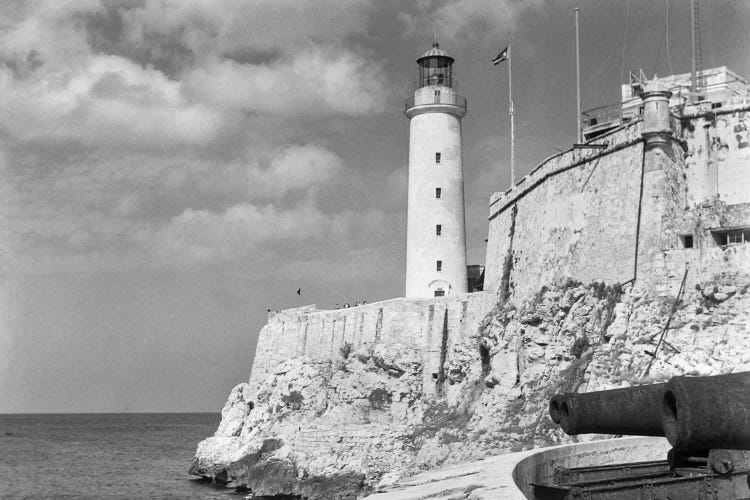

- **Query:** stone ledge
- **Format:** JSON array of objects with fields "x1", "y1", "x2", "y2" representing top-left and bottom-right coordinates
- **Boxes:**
[
  {"x1": 365, "y1": 436, "x2": 670, "y2": 499},
  {"x1": 489, "y1": 121, "x2": 643, "y2": 221}
]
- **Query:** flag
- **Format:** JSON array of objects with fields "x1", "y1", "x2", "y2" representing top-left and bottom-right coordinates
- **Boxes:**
[{"x1": 492, "y1": 46, "x2": 509, "y2": 65}]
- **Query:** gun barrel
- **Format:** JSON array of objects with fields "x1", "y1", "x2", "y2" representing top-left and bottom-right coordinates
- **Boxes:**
[
  {"x1": 662, "y1": 372, "x2": 750, "y2": 451},
  {"x1": 554, "y1": 384, "x2": 666, "y2": 436},
  {"x1": 549, "y1": 394, "x2": 566, "y2": 424}
]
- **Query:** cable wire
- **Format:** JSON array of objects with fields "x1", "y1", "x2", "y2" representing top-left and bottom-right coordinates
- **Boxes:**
[
  {"x1": 726, "y1": 0, "x2": 750, "y2": 44},
  {"x1": 666, "y1": 0, "x2": 673, "y2": 75},
  {"x1": 651, "y1": 15, "x2": 667, "y2": 77}
]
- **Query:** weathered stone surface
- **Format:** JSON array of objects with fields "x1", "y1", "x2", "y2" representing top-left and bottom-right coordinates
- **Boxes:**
[{"x1": 192, "y1": 274, "x2": 750, "y2": 498}]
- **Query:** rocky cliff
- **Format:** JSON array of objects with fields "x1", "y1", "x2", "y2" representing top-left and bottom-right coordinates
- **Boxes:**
[{"x1": 191, "y1": 273, "x2": 750, "y2": 498}]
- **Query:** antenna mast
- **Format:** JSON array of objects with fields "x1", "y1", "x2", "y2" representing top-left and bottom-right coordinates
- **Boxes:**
[
  {"x1": 690, "y1": 0, "x2": 703, "y2": 96},
  {"x1": 575, "y1": 8, "x2": 582, "y2": 144}
]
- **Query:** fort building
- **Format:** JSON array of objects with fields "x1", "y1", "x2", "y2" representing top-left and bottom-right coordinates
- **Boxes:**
[
  {"x1": 197, "y1": 27, "x2": 750, "y2": 494},
  {"x1": 486, "y1": 67, "x2": 750, "y2": 300},
  {"x1": 261, "y1": 63, "x2": 750, "y2": 401},
  {"x1": 583, "y1": 67, "x2": 749, "y2": 141}
]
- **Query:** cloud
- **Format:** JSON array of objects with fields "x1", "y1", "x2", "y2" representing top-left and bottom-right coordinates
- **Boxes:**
[
  {"x1": 0, "y1": 1, "x2": 396, "y2": 275},
  {"x1": 398, "y1": 0, "x2": 544, "y2": 45},
  {"x1": 0, "y1": 52, "x2": 224, "y2": 147},
  {"x1": 184, "y1": 47, "x2": 389, "y2": 116},
  {"x1": 151, "y1": 201, "x2": 349, "y2": 265},
  {"x1": 249, "y1": 145, "x2": 345, "y2": 198},
  {"x1": 0, "y1": 0, "x2": 389, "y2": 152},
  {"x1": 117, "y1": 144, "x2": 346, "y2": 210},
  {"x1": 119, "y1": 0, "x2": 372, "y2": 59},
  {"x1": 4, "y1": 141, "x2": 352, "y2": 272}
]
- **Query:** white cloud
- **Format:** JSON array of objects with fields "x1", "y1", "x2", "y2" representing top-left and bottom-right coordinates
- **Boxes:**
[
  {"x1": 399, "y1": 0, "x2": 544, "y2": 45},
  {"x1": 0, "y1": 1, "x2": 102, "y2": 71},
  {"x1": 152, "y1": 201, "x2": 349, "y2": 265},
  {"x1": 0, "y1": 1, "x2": 394, "y2": 274},
  {"x1": 184, "y1": 47, "x2": 389, "y2": 116},
  {"x1": 120, "y1": 0, "x2": 372, "y2": 57},
  {"x1": 0, "y1": 53, "x2": 224, "y2": 147},
  {"x1": 4, "y1": 141, "x2": 351, "y2": 272},
  {"x1": 248, "y1": 145, "x2": 345, "y2": 198},
  {"x1": 0, "y1": 0, "x2": 389, "y2": 154},
  {"x1": 118, "y1": 144, "x2": 346, "y2": 207}
]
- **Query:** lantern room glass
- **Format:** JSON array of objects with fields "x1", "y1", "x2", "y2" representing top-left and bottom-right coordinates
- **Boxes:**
[{"x1": 418, "y1": 56, "x2": 453, "y2": 89}]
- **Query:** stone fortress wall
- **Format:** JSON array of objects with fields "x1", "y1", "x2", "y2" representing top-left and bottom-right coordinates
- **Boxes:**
[
  {"x1": 484, "y1": 123, "x2": 645, "y2": 298},
  {"x1": 248, "y1": 292, "x2": 495, "y2": 401},
  {"x1": 485, "y1": 94, "x2": 750, "y2": 300}
]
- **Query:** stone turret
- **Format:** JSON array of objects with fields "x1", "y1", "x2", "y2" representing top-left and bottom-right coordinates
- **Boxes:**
[
  {"x1": 636, "y1": 80, "x2": 678, "y2": 289},
  {"x1": 640, "y1": 80, "x2": 673, "y2": 149}
]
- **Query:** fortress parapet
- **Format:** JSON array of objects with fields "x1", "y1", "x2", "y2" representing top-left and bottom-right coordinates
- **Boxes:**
[{"x1": 488, "y1": 120, "x2": 643, "y2": 220}]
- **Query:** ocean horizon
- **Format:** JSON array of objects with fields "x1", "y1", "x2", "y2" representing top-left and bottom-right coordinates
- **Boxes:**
[{"x1": 0, "y1": 412, "x2": 247, "y2": 499}]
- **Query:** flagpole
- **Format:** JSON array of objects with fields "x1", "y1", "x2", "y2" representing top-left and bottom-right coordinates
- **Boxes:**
[
  {"x1": 575, "y1": 8, "x2": 582, "y2": 144},
  {"x1": 508, "y1": 43, "x2": 515, "y2": 186}
]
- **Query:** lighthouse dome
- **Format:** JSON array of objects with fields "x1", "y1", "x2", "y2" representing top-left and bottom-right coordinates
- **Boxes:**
[{"x1": 417, "y1": 42, "x2": 454, "y2": 64}]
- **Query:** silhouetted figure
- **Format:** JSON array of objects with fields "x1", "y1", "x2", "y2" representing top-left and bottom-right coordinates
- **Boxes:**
[
  {"x1": 335, "y1": 304, "x2": 339, "y2": 309},
  {"x1": 344, "y1": 302, "x2": 350, "y2": 308}
]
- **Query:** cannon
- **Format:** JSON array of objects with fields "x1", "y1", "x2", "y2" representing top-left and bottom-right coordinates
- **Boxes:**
[
  {"x1": 662, "y1": 371, "x2": 750, "y2": 452},
  {"x1": 550, "y1": 371, "x2": 750, "y2": 451},
  {"x1": 535, "y1": 372, "x2": 750, "y2": 499},
  {"x1": 549, "y1": 383, "x2": 665, "y2": 436}
]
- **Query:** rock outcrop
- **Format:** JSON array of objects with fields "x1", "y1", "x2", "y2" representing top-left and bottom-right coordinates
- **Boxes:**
[{"x1": 191, "y1": 274, "x2": 750, "y2": 498}]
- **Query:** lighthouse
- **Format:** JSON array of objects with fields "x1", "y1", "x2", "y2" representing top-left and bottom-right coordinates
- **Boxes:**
[{"x1": 404, "y1": 42, "x2": 468, "y2": 298}]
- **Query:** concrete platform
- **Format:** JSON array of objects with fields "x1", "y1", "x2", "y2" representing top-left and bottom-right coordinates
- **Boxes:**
[{"x1": 365, "y1": 437, "x2": 671, "y2": 499}]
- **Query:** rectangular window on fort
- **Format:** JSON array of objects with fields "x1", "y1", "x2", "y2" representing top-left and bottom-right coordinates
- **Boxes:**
[
  {"x1": 434, "y1": 289, "x2": 444, "y2": 297},
  {"x1": 678, "y1": 234, "x2": 694, "y2": 248},
  {"x1": 712, "y1": 228, "x2": 750, "y2": 246},
  {"x1": 436, "y1": 260, "x2": 442, "y2": 271},
  {"x1": 435, "y1": 152, "x2": 441, "y2": 164},
  {"x1": 435, "y1": 187, "x2": 442, "y2": 199},
  {"x1": 436, "y1": 224, "x2": 442, "y2": 236}
]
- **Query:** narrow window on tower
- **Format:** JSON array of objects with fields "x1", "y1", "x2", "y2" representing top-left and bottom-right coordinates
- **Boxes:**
[
  {"x1": 436, "y1": 260, "x2": 442, "y2": 271},
  {"x1": 436, "y1": 224, "x2": 442, "y2": 236},
  {"x1": 435, "y1": 188, "x2": 442, "y2": 199},
  {"x1": 435, "y1": 152, "x2": 441, "y2": 164}
]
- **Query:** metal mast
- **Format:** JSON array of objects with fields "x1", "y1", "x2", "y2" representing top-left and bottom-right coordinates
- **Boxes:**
[
  {"x1": 690, "y1": 0, "x2": 703, "y2": 96},
  {"x1": 575, "y1": 8, "x2": 582, "y2": 143},
  {"x1": 509, "y1": 45, "x2": 515, "y2": 185}
]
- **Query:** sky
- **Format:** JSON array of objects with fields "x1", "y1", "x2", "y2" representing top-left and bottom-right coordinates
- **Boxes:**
[{"x1": 1, "y1": 0, "x2": 748, "y2": 413}]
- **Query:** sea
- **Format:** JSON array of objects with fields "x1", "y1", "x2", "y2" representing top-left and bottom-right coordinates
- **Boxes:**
[{"x1": 0, "y1": 413, "x2": 250, "y2": 499}]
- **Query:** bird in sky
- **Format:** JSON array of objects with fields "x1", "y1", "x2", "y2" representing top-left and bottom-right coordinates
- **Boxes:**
[{"x1": 296, "y1": 288, "x2": 301, "y2": 296}]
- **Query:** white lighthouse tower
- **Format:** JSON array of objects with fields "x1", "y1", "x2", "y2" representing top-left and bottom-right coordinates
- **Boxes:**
[{"x1": 404, "y1": 42, "x2": 468, "y2": 298}]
